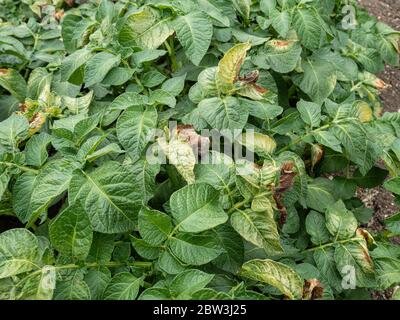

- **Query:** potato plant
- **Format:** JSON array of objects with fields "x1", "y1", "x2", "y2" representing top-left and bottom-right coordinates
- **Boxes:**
[{"x1": 0, "y1": 0, "x2": 400, "y2": 300}]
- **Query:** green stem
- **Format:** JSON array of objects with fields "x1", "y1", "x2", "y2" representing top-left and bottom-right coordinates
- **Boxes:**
[
  {"x1": 227, "y1": 198, "x2": 252, "y2": 214},
  {"x1": 134, "y1": 73, "x2": 144, "y2": 89},
  {"x1": 303, "y1": 237, "x2": 361, "y2": 253},
  {"x1": 0, "y1": 161, "x2": 39, "y2": 174},
  {"x1": 55, "y1": 261, "x2": 153, "y2": 270},
  {"x1": 277, "y1": 124, "x2": 331, "y2": 155},
  {"x1": 165, "y1": 38, "x2": 178, "y2": 73}
]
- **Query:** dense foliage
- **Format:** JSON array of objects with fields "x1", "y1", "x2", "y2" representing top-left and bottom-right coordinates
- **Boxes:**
[{"x1": 0, "y1": 0, "x2": 400, "y2": 300}]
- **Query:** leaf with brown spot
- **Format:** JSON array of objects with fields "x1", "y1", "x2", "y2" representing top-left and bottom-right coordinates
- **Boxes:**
[{"x1": 302, "y1": 278, "x2": 324, "y2": 300}]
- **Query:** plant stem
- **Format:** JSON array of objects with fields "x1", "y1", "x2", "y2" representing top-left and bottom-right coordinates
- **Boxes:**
[
  {"x1": 165, "y1": 37, "x2": 178, "y2": 73},
  {"x1": 55, "y1": 261, "x2": 153, "y2": 270},
  {"x1": 277, "y1": 124, "x2": 331, "y2": 155},
  {"x1": 303, "y1": 237, "x2": 361, "y2": 253},
  {"x1": 228, "y1": 198, "x2": 251, "y2": 214},
  {"x1": 0, "y1": 161, "x2": 39, "y2": 174}
]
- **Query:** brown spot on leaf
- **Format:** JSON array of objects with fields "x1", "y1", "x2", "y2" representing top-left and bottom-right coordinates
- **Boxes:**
[
  {"x1": 276, "y1": 162, "x2": 297, "y2": 193},
  {"x1": 54, "y1": 10, "x2": 65, "y2": 21},
  {"x1": 253, "y1": 83, "x2": 268, "y2": 94},
  {"x1": 273, "y1": 162, "x2": 297, "y2": 227},
  {"x1": 273, "y1": 40, "x2": 291, "y2": 47},
  {"x1": 356, "y1": 228, "x2": 375, "y2": 248},
  {"x1": 311, "y1": 144, "x2": 324, "y2": 171},
  {"x1": 29, "y1": 112, "x2": 46, "y2": 135},
  {"x1": 273, "y1": 193, "x2": 287, "y2": 227},
  {"x1": 176, "y1": 125, "x2": 210, "y2": 157},
  {"x1": 374, "y1": 78, "x2": 390, "y2": 90},
  {"x1": 234, "y1": 57, "x2": 244, "y2": 82},
  {"x1": 303, "y1": 279, "x2": 324, "y2": 300},
  {"x1": 0, "y1": 68, "x2": 8, "y2": 76},
  {"x1": 239, "y1": 70, "x2": 260, "y2": 84}
]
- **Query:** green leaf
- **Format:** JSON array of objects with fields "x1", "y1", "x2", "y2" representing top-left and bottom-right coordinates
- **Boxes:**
[
  {"x1": 239, "y1": 259, "x2": 303, "y2": 300},
  {"x1": 297, "y1": 99, "x2": 321, "y2": 128},
  {"x1": 138, "y1": 207, "x2": 172, "y2": 246},
  {"x1": 306, "y1": 178, "x2": 336, "y2": 212},
  {"x1": 157, "y1": 250, "x2": 186, "y2": 274},
  {"x1": 174, "y1": 12, "x2": 213, "y2": 66},
  {"x1": 25, "y1": 133, "x2": 52, "y2": 167},
  {"x1": 384, "y1": 213, "x2": 400, "y2": 235},
  {"x1": 131, "y1": 237, "x2": 161, "y2": 260},
  {"x1": 84, "y1": 269, "x2": 111, "y2": 300},
  {"x1": 132, "y1": 49, "x2": 167, "y2": 65},
  {"x1": 0, "y1": 69, "x2": 27, "y2": 102},
  {"x1": 299, "y1": 58, "x2": 337, "y2": 105},
  {"x1": 130, "y1": 159, "x2": 160, "y2": 203},
  {"x1": 116, "y1": 106, "x2": 158, "y2": 163},
  {"x1": 375, "y1": 257, "x2": 400, "y2": 289},
  {"x1": 270, "y1": 9, "x2": 291, "y2": 38},
  {"x1": 232, "y1": 0, "x2": 251, "y2": 22},
  {"x1": 332, "y1": 177, "x2": 357, "y2": 200},
  {"x1": 231, "y1": 208, "x2": 283, "y2": 254},
  {"x1": 61, "y1": 91, "x2": 93, "y2": 115},
  {"x1": 84, "y1": 52, "x2": 121, "y2": 87},
  {"x1": 384, "y1": 177, "x2": 400, "y2": 195},
  {"x1": 141, "y1": 70, "x2": 166, "y2": 88},
  {"x1": 0, "y1": 229, "x2": 40, "y2": 279},
  {"x1": 103, "y1": 273, "x2": 142, "y2": 300},
  {"x1": 198, "y1": 97, "x2": 249, "y2": 130},
  {"x1": 60, "y1": 48, "x2": 94, "y2": 84},
  {"x1": 292, "y1": 8, "x2": 323, "y2": 50},
  {"x1": 198, "y1": 0, "x2": 230, "y2": 27},
  {"x1": 54, "y1": 271, "x2": 91, "y2": 300},
  {"x1": 0, "y1": 172, "x2": 10, "y2": 200},
  {"x1": 353, "y1": 167, "x2": 388, "y2": 189},
  {"x1": 68, "y1": 162, "x2": 141, "y2": 233},
  {"x1": 49, "y1": 201, "x2": 93, "y2": 260},
  {"x1": 211, "y1": 225, "x2": 244, "y2": 273},
  {"x1": 170, "y1": 269, "x2": 214, "y2": 299},
  {"x1": 313, "y1": 247, "x2": 343, "y2": 292},
  {"x1": 119, "y1": 6, "x2": 174, "y2": 49},
  {"x1": 260, "y1": 0, "x2": 276, "y2": 15},
  {"x1": 325, "y1": 200, "x2": 358, "y2": 240},
  {"x1": 149, "y1": 89, "x2": 176, "y2": 108},
  {"x1": 168, "y1": 232, "x2": 222, "y2": 266},
  {"x1": 170, "y1": 183, "x2": 228, "y2": 233},
  {"x1": 13, "y1": 159, "x2": 77, "y2": 224},
  {"x1": 195, "y1": 151, "x2": 235, "y2": 191},
  {"x1": 334, "y1": 242, "x2": 375, "y2": 287},
  {"x1": 15, "y1": 266, "x2": 56, "y2": 300},
  {"x1": 0, "y1": 113, "x2": 29, "y2": 153},
  {"x1": 139, "y1": 287, "x2": 171, "y2": 300},
  {"x1": 161, "y1": 74, "x2": 186, "y2": 97},
  {"x1": 305, "y1": 211, "x2": 331, "y2": 245},
  {"x1": 87, "y1": 233, "x2": 115, "y2": 264},
  {"x1": 313, "y1": 131, "x2": 342, "y2": 153}
]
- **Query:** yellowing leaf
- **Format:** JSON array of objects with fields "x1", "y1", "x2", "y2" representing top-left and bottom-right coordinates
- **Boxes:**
[
  {"x1": 353, "y1": 101, "x2": 373, "y2": 123},
  {"x1": 216, "y1": 43, "x2": 251, "y2": 94},
  {"x1": 240, "y1": 259, "x2": 304, "y2": 299},
  {"x1": 239, "y1": 132, "x2": 276, "y2": 156}
]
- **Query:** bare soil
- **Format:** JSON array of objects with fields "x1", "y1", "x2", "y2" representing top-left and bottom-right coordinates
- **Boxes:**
[
  {"x1": 357, "y1": 0, "x2": 400, "y2": 113},
  {"x1": 355, "y1": 1, "x2": 400, "y2": 232},
  {"x1": 357, "y1": 0, "x2": 400, "y2": 300}
]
